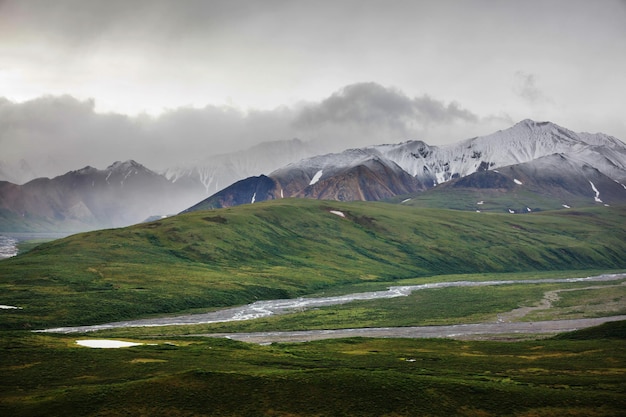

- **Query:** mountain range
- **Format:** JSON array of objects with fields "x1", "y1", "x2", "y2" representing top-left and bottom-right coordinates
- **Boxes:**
[
  {"x1": 0, "y1": 161, "x2": 197, "y2": 232},
  {"x1": 0, "y1": 138, "x2": 321, "y2": 231},
  {"x1": 187, "y1": 120, "x2": 626, "y2": 212},
  {"x1": 1, "y1": 119, "x2": 625, "y2": 232}
]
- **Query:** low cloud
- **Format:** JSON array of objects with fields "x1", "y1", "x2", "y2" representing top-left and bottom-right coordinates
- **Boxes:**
[
  {"x1": 293, "y1": 82, "x2": 480, "y2": 149},
  {"x1": 513, "y1": 71, "x2": 552, "y2": 105},
  {"x1": 295, "y1": 82, "x2": 478, "y2": 131},
  {"x1": 0, "y1": 96, "x2": 295, "y2": 182},
  {"x1": 0, "y1": 83, "x2": 500, "y2": 183}
]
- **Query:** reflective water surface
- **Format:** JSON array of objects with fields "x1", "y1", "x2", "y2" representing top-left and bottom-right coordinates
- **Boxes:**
[{"x1": 0, "y1": 232, "x2": 69, "y2": 259}]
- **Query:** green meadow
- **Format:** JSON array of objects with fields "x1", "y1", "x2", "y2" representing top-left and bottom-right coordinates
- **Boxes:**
[
  {"x1": 1, "y1": 200, "x2": 625, "y2": 416},
  {"x1": 1, "y1": 324, "x2": 625, "y2": 417},
  {"x1": 1, "y1": 200, "x2": 625, "y2": 330}
]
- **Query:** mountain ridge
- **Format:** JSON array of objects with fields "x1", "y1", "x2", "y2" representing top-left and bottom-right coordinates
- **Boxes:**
[
  {"x1": 187, "y1": 119, "x2": 626, "y2": 212},
  {"x1": 0, "y1": 160, "x2": 199, "y2": 231},
  {"x1": 2, "y1": 119, "x2": 626, "y2": 231}
]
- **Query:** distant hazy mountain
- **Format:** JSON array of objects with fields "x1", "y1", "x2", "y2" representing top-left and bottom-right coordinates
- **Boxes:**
[
  {"x1": 186, "y1": 120, "x2": 626, "y2": 212},
  {"x1": 0, "y1": 138, "x2": 322, "y2": 232},
  {"x1": 161, "y1": 138, "x2": 322, "y2": 196},
  {"x1": 0, "y1": 160, "x2": 198, "y2": 232},
  {"x1": 0, "y1": 159, "x2": 44, "y2": 185}
]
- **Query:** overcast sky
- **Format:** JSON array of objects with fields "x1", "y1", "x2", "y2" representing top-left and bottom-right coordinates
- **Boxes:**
[{"x1": 1, "y1": 0, "x2": 625, "y2": 179}]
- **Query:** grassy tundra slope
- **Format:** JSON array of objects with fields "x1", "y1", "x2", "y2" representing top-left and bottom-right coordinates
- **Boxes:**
[
  {"x1": 0, "y1": 324, "x2": 625, "y2": 417},
  {"x1": 1, "y1": 199, "x2": 625, "y2": 330}
]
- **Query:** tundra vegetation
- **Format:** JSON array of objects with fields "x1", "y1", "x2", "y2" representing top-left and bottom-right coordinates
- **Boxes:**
[{"x1": 0, "y1": 200, "x2": 624, "y2": 416}]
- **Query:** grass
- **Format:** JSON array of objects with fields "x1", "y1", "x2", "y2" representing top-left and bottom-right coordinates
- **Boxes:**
[
  {"x1": 15, "y1": 238, "x2": 57, "y2": 254},
  {"x1": 1, "y1": 200, "x2": 625, "y2": 330},
  {"x1": 397, "y1": 181, "x2": 609, "y2": 213},
  {"x1": 0, "y1": 325, "x2": 624, "y2": 417},
  {"x1": 523, "y1": 284, "x2": 626, "y2": 322},
  {"x1": 1, "y1": 200, "x2": 625, "y2": 415}
]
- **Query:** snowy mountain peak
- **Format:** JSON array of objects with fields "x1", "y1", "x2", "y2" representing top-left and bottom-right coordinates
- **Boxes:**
[
  {"x1": 265, "y1": 120, "x2": 626, "y2": 190},
  {"x1": 366, "y1": 120, "x2": 626, "y2": 186},
  {"x1": 107, "y1": 160, "x2": 145, "y2": 172},
  {"x1": 74, "y1": 166, "x2": 97, "y2": 175},
  {"x1": 515, "y1": 118, "x2": 550, "y2": 129}
]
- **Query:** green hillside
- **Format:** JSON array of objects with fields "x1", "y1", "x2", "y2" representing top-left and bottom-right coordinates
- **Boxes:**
[
  {"x1": 394, "y1": 185, "x2": 609, "y2": 213},
  {"x1": 1, "y1": 199, "x2": 625, "y2": 330},
  {"x1": 2, "y1": 327, "x2": 625, "y2": 417}
]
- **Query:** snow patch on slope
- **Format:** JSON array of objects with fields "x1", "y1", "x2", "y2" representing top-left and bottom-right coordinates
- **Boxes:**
[
  {"x1": 309, "y1": 170, "x2": 323, "y2": 185},
  {"x1": 329, "y1": 210, "x2": 345, "y2": 218},
  {"x1": 589, "y1": 181, "x2": 603, "y2": 203},
  {"x1": 77, "y1": 340, "x2": 143, "y2": 349}
]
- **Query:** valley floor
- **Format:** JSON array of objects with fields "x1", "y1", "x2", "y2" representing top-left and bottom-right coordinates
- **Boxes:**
[
  {"x1": 35, "y1": 273, "x2": 626, "y2": 334},
  {"x1": 2, "y1": 271, "x2": 624, "y2": 417},
  {"x1": 199, "y1": 315, "x2": 626, "y2": 343}
]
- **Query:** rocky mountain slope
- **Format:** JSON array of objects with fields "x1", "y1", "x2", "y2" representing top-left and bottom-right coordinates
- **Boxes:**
[
  {"x1": 382, "y1": 119, "x2": 626, "y2": 185},
  {"x1": 187, "y1": 120, "x2": 626, "y2": 212}
]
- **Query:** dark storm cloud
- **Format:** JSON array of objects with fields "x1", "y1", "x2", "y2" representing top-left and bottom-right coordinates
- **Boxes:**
[
  {"x1": 2, "y1": 0, "x2": 625, "y2": 144},
  {"x1": 294, "y1": 83, "x2": 478, "y2": 135}
]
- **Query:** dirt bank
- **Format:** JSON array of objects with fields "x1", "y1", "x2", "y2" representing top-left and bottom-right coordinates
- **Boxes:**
[{"x1": 197, "y1": 316, "x2": 626, "y2": 344}]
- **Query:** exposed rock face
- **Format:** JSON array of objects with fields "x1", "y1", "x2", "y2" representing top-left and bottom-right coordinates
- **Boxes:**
[
  {"x1": 184, "y1": 175, "x2": 279, "y2": 211},
  {"x1": 185, "y1": 120, "x2": 626, "y2": 212},
  {"x1": 186, "y1": 155, "x2": 427, "y2": 211}
]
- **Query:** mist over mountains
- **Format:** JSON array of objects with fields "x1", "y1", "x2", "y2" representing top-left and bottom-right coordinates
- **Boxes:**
[
  {"x1": 0, "y1": 160, "x2": 196, "y2": 232},
  {"x1": 1, "y1": 119, "x2": 625, "y2": 232},
  {"x1": 162, "y1": 138, "x2": 323, "y2": 195},
  {"x1": 0, "y1": 84, "x2": 503, "y2": 185}
]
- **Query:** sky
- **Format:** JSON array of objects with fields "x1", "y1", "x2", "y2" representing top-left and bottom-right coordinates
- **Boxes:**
[{"x1": 1, "y1": 0, "x2": 625, "y2": 181}]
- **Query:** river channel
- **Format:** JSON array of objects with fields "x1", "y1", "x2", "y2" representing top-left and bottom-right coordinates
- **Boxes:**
[
  {"x1": 0, "y1": 235, "x2": 19, "y2": 259},
  {"x1": 0, "y1": 232, "x2": 69, "y2": 259},
  {"x1": 38, "y1": 273, "x2": 626, "y2": 334}
]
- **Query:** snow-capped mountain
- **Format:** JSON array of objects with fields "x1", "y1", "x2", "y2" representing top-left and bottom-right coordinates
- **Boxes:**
[
  {"x1": 0, "y1": 160, "x2": 199, "y2": 231},
  {"x1": 410, "y1": 152, "x2": 626, "y2": 213},
  {"x1": 270, "y1": 149, "x2": 426, "y2": 201},
  {"x1": 185, "y1": 120, "x2": 626, "y2": 212},
  {"x1": 162, "y1": 138, "x2": 322, "y2": 195},
  {"x1": 373, "y1": 119, "x2": 626, "y2": 185}
]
